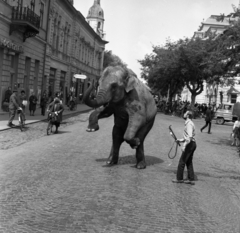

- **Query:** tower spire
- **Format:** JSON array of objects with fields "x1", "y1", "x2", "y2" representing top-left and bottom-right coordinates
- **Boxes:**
[{"x1": 94, "y1": 0, "x2": 100, "y2": 5}]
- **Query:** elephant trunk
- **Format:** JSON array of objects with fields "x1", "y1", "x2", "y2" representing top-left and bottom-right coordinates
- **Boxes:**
[{"x1": 83, "y1": 82, "x2": 106, "y2": 108}]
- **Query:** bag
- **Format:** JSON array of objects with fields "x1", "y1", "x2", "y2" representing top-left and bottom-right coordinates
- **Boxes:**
[{"x1": 22, "y1": 100, "x2": 28, "y2": 106}]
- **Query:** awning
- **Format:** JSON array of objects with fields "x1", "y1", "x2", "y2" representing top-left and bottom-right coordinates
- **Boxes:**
[{"x1": 227, "y1": 86, "x2": 240, "y2": 95}]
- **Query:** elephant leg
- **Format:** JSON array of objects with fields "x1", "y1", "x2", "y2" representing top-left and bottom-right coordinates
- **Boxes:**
[
  {"x1": 135, "y1": 117, "x2": 155, "y2": 169},
  {"x1": 135, "y1": 143, "x2": 146, "y2": 169},
  {"x1": 106, "y1": 125, "x2": 124, "y2": 165},
  {"x1": 124, "y1": 114, "x2": 144, "y2": 148}
]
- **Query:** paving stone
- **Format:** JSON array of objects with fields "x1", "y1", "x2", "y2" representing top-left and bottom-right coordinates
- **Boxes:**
[{"x1": 0, "y1": 113, "x2": 239, "y2": 232}]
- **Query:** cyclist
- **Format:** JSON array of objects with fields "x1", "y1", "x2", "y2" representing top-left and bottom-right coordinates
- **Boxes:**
[{"x1": 47, "y1": 97, "x2": 64, "y2": 133}]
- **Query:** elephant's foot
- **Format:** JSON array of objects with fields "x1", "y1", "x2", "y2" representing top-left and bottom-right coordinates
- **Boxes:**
[
  {"x1": 106, "y1": 155, "x2": 118, "y2": 165},
  {"x1": 136, "y1": 160, "x2": 146, "y2": 169},
  {"x1": 128, "y1": 138, "x2": 140, "y2": 149},
  {"x1": 86, "y1": 125, "x2": 99, "y2": 132}
]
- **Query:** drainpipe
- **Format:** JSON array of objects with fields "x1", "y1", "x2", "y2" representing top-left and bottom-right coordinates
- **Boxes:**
[{"x1": 41, "y1": 0, "x2": 51, "y2": 94}]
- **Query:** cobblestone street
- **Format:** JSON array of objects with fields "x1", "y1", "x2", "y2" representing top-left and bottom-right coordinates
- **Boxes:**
[{"x1": 0, "y1": 112, "x2": 240, "y2": 233}]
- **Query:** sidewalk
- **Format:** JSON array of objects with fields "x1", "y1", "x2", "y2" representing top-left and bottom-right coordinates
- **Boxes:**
[{"x1": 0, "y1": 104, "x2": 92, "y2": 131}]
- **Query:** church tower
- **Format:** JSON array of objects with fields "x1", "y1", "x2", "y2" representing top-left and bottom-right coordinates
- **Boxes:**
[{"x1": 86, "y1": 0, "x2": 105, "y2": 39}]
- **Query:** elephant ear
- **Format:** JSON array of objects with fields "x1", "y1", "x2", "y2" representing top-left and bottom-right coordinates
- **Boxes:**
[{"x1": 124, "y1": 69, "x2": 138, "y2": 93}]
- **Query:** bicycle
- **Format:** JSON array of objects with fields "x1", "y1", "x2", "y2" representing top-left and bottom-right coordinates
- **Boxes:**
[
  {"x1": 46, "y1": 111, "x2": 57, "y2": 135},
  {"x1": 17, "y1": 107, "x2": 25, "y2": 131}
]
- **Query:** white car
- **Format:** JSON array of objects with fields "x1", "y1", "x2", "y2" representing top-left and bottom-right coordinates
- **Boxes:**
[{"x1": 215, "y1": 104, "x2": 237, "y2": 125}]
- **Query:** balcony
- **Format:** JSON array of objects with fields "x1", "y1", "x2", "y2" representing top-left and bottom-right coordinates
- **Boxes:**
[{"x1": 9, "y1": 6, "x2": 40, "y2": 42}]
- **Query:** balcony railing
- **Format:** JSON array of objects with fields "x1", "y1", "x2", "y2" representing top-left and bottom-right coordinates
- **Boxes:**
[{"x1": 12, "y1": 6, "x2": 40, "y2": 29}]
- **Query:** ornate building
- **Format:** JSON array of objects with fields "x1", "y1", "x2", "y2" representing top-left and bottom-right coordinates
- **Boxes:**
[
  {"x1": 182, "y1": 2, "x2": 240, "y2": 106},
  {"x1": 0, "y1": 0, "x2": 50, "y2": 107},
  {"x1": 0, "y1": 0, "x2": 107, "y2": 111},
  {"x1": 44, "y1": 0, "x2": 108, "y2": 104}
]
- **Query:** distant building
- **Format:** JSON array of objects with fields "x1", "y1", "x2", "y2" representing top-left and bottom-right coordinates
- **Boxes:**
[
  {"x1": 45, "y1": 0, "x2": 108, "y2": 104},
  {"x1": 181, "y1": 3, "x2": 240, "y2": 106}
]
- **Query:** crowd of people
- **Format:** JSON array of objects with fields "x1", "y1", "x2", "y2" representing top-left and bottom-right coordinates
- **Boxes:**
[
  {"x1": 3, "y1": 87, "x2": 79, "y2": 131},
  {"x1": 155, "y1": 98, "x2": 216, "y2": 119}
]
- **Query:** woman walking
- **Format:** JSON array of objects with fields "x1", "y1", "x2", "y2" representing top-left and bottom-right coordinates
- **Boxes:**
[{"x1": 29, "y1": 92, "x2": 38, "y2": 116}]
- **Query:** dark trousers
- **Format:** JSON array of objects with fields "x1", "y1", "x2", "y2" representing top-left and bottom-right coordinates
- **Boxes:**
[
  {"x1": 41, "y1": 106, "x2": 46, "y2": 116},
  {"x1": 201, "y1": 120, "x2": 211, "y2": 133},
  {"x1": 8, "y1": 108, "x2": 16, "y2": 124},
  {"x1": 177, "y1": 141, "x2": 197, "y2": 181}
]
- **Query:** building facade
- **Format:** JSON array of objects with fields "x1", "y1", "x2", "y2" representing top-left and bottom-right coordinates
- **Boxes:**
[
  {"x1": 182, "y1": 3, "x2": 240, "y2": 106},
  {"x1": 0, "y1": 0, "x2": 107, "y2": 110},
  {"x1": 45, "y1": 0, "x2": 107, "y2": 104},
  {"x1": 0, "y1": 0, "x2": 50, "y2": 107}
]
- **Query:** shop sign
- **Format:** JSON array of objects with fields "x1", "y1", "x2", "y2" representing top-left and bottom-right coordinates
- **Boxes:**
[{"x1": 0, "y1": 37, "x2": 24, "y2": 53}]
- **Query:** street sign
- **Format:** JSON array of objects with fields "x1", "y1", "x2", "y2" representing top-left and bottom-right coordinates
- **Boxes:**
[{"x1": 74, "y1": 74, "x2": 87, "y2": 79}]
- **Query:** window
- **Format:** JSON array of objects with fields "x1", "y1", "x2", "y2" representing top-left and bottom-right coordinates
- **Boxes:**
[
  {"x1": 60, "y1": 71, "x2": 66, "y2": 80},
  {"x1": 30, "y1": 0, "x2": 35, "y2": 11},
  {"x1": 18, "y1": 0, "x2": 23, "y2": 7},
  {"x1": 231, "y1": 94, "x2": 237, "y2": 104},
  {"x1": 40, "y1": 2, "x2": 44, "y2": 28},
  {"x1": 99, "y1": 11, "x2": 102, "y2": 16}
]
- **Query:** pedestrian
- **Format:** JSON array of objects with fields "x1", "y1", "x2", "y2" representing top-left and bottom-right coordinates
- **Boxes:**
[
  {"x1": 7, "y1": 86, "x2": 20, "y2": 127},
  {"x1": 19, "y1": 90, "x2": 27, "y2": 122},
  {"x1": 40, "y1": 91, "x2": 48, "y2": 116},
  {"x1": 172, "y1": 111, "x2": 196, "y2": 185},
  {"x1": 4, "y1": 86, "x2": 12, "y2": 103},
  {"x1": 231, "y1": 116, "x2": 240, "y2": 146},
  {"x1": 29, "y1": 92, "x2": 38, "y2": 116},
  {"x1": 200, "y1": 106, "x2": 212, "y2": 134},
  {"x1": 47, "y1": 97, "x2": 64, "y2": 133}
]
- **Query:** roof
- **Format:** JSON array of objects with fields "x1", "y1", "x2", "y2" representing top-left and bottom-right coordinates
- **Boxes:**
[{"x1": 227, "y1": 86, "x2": 240, "y2": 94}]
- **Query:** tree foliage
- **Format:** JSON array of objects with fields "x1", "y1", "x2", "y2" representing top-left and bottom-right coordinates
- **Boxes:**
[
  {"x1": 103, "y1": 50, "x2": 127, "y2": 69},
  {"x1": 139, "y1": 19, "x2": 240, "y2": 106}
]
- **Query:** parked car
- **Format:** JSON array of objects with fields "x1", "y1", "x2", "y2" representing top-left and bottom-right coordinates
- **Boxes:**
[{"x1": 215, "y1": 103, "x2": 238, "y2": 125}]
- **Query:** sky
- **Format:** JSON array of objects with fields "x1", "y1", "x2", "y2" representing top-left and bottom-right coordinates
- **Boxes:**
[{"x1": 74, "y1": 0, "x2": 239, "y2": 78}]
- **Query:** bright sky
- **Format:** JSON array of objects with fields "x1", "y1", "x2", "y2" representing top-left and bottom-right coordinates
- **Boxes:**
[{"x1": 74, "y1": 0, "x2": 238, "y2": 78}]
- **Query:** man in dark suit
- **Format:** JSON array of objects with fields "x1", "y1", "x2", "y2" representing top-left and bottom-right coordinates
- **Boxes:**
[
  {"x1": 201, "y1": 106, "x2": 212, "y2": 134},
  {"x1": 47, "y1": 97, "x2": 64, "y2": 133}
]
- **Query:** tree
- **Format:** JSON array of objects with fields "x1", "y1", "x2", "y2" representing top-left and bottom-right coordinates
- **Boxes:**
[
  {"x1": 139, "y1": 30, "x2": 240, "y2": 107},
  {"x1": 103, "y1": 50, "x2": 127, "y2": 69},
  {"x1": 139, "y1": 39, "x2": 185, "y2": 104}
]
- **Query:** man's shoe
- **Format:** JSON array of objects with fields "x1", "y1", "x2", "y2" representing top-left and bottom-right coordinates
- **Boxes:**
[
  {"x1": 184, "y1": 180, "x2": 195, "y2": 185},
  {"x1": 208, "y1": 132, "x2": 211, "y2": 134},
  {"x1": 7, "y1": 123, "x2": 15, "y2": 127},
  {"x1": 172, "y1": 179, "x2": 184, "y2": 183},
  {"x1": 200, "y1": 129, "x2": 202, "y2": 132}
]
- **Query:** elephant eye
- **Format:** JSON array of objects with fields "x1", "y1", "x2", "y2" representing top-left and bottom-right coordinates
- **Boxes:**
[{"x1": 111, "y1": 83, "x2": 117, "y2": 89}]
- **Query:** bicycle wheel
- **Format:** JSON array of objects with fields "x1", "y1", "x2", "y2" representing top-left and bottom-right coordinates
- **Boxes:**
[
  {"x1": 47, "y1": 121, "x2": 52, "y2": 135},
  {"x1": 19, "y1": 114, "x2": 23, "y2": 132}
]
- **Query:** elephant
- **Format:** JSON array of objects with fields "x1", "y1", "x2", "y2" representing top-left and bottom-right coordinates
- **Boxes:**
[{"x1": 83, "y1": 65, "x2": 157, "y2": 169}]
